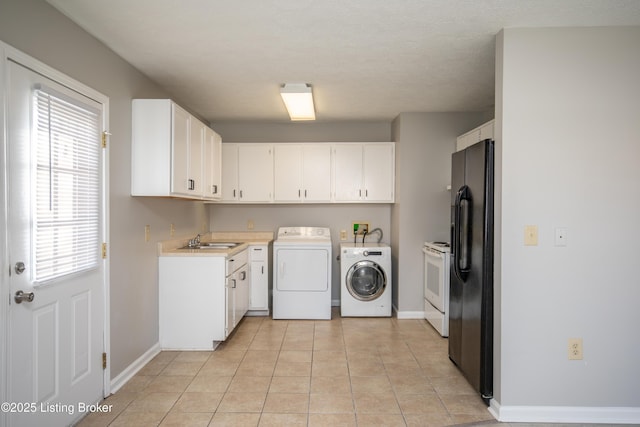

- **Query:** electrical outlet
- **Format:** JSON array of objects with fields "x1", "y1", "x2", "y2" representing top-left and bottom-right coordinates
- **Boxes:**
[
  {"x1": 170, "y1": 223, "x2": 175, "y2": 237},
  {"x1": 144, "y1": 225, "x2": 150, "y2": 242},
  {"x1": 568, "y1": 338, "x2": 583, "y2": 360},
  {"x1": 247, "y1": 219, "x2": 254, "y2": 230},
  {"x1": 340, "y1": 230, "x2": 347, "y2": 240}
]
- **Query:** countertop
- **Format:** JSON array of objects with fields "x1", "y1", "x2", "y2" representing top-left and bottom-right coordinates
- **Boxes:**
[{"x1": 158, "y1": 231, "x2": 274, "y2": 257}]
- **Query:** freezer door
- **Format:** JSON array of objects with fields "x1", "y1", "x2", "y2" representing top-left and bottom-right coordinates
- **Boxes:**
[
  {"x1": 448, "y1": 150, "x2": 466, "y2": 368},
  {"x1": 448, "y1": 139, "x2": 494, "y2": 402}
]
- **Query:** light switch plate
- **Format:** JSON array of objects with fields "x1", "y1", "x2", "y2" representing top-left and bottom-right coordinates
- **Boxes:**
[{"x1": 524, "y1": 225, "x2": 538, "y2": 246}]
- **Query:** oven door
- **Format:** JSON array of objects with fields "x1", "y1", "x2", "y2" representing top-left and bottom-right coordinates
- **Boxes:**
[{"x1": 423, "y1": 247, "x2": 447, "y2": 312}]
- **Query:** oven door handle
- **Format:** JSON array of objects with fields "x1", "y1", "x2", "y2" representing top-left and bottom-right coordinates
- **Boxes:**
[{"x1": 453, "y1": 185, "x2": 471, "y2": 282}]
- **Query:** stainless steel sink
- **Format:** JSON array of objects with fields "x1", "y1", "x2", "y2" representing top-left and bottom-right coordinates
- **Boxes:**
[{"x1": 179, "y1": 242, "x2": 240, "y2": 250}]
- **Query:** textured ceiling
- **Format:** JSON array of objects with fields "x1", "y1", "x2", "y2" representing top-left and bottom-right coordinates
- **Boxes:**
[{"x1": 46, "y1": 0, "x2": 640, "y2": 122}]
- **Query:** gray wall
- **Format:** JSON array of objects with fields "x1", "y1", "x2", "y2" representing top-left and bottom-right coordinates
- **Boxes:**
[
  {"x1": 390, "y1": 113, "x2": 487, "y2": 314},
  {"x1": 494, "y1": 27, "x2": 640, "y2": 414},
  {"x1": 208, "y1": 121, "x2": 393, "y2": 302},
  {"x1": 0, "y1": 0, "x2": 209, "y2": 379}
]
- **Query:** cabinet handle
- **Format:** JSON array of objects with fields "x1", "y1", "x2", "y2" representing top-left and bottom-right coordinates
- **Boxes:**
[
  {"x1": 304, "y1": 189, "x2": 307, "y2": 198},
  {"x1": 240, "y1": 271, "x2": 246, "y2": 280},
  {"x1": 365, "y1": 189, "x2": 368, "y2": 197},
  {"x1": 188, "y1": 179, "x2": 195, "y2": 191},
  {"x1": 359, "y1": 189, "x2": 362, "y2": 197},
  {"x1": 212, "y1": 184, "x2": 218, "y2": 194},
  {"x1": 239, "y1": 190, "x2": 243, "y2": 198},
  {"x1": 232, "y1": 279, "x2": 236, "y2": 288},
  {"x1": 261, "y1": 266, "x2": 264, "y2": 274}
]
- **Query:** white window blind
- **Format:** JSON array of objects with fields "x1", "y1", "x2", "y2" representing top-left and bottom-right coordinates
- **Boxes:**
[{"x1": 33, "y1": 87, "x2": 101, "y2": 284}]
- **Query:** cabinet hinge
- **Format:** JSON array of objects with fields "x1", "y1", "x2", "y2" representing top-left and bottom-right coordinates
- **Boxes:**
[
  {"x1": 101, "y1": 243, "x2": 107, "y2": 259},
  {"x1": 101, "y1": 131, "x2": 111, "y2": 148},
  {"x1": 102, "y1": 352, "x2": 107, "y2": 370}
]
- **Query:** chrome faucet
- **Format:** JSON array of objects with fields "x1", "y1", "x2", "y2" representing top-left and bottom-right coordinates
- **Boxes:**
[{"x1": 187, "y1": 234, "x2": 202, "y2": 248}]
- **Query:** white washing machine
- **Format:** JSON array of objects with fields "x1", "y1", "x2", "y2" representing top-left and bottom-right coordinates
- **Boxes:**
[
  {"x1": 340, "y1": 243, "x2": 392, "y2": 317},
  {"x1": 273, "y1": 226, "x2": 332, "y2": 320}
]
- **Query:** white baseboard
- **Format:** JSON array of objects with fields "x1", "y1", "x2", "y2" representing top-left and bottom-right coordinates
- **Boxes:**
[
  {"x1": 395, "y1": 309, "x2": 425, "y2": 319},
  {"x1": 490, "y1": 399, "x2": 640, "y2": 424},
  {"x1": 110, "y1": 342, "x2": 161, "y2": 394}
]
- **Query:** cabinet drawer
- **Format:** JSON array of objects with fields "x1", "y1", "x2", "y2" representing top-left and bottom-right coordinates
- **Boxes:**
[
  {"x1": 226, "y1": 249, "x2": 248, "y2": 275},
  {"x1": 249, "y1": 246, "x2": 267, "y2": 261}
]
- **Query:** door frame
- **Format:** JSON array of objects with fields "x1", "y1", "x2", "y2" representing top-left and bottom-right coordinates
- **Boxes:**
[{"x1": 0, "y1": 41, "x2": 111, "y2": 420}]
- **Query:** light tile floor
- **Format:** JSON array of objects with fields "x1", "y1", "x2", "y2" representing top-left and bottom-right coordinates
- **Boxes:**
[{"x1": 76, "y1": 311, "x2": 612, "y2": 426}]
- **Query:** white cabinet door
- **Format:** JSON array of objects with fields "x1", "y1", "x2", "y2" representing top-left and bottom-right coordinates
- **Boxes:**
[
  {"x1": 456, "y1": 120, "x2": 494, "y2": 152},
  {"x1": 132, "y1": 99, "x2": 221, "y2": 200},
  {"x1": 188, "y1": 116, "x2": 204, "y2": 196},
  {"x1": 224, "y1": 276, "x2": 235, "y2": 339},
  {"x1": 238, "y1": 144, "x2": 273, "y2": 202},
  {"x1": 333, "y1": 143, "x2": 394, "y2": 202},
  {"x1": 170, "y1": 104, "x2": 191, "y2": 196},
  {"x1": 333, "y1": 144, "x2": 363, "y2": 201},
  {"x1": 235, "y1": 265, "x2": 250, "y2": 322},
  {"x1": 249, "y1": 245, "x2": 269, "y2": 311},
  {"x1": 273, "y1": 144, "x2": 331, "y2": 202},
  {"x1": 303, "y1": 144, "x2": 332, "y2": 202},
  {"x1": 274, "y1": 144, "x2": 304, "y2": 202},
  {"x1": 203, "y1": 127, "x2": 222, "y2": 200},
  {"x1": 221, "y1": 143, "x2": 239, "y2": 201},
  {"x1": 363, "y1": 143, "x2": 394, "y2": 202},
  {"x1": 479, "y1": 119, "x2": 494, "y2": 141}
]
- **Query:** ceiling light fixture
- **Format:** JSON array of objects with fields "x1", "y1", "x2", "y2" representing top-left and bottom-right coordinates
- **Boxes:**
[{"x1": 280, "y1": 83, "x2": 316, "y2": 121}]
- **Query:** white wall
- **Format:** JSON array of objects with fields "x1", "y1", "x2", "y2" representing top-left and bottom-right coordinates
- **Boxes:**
[
  {"x1": 390, "y1": 113, "x2": 487, "y2": 315},
  {"x1": 494, "y1": 27, "x2": 640, "y2": 421},
  {"x1": 0, "y1": 0, "x2": 209, "y2": 379}
]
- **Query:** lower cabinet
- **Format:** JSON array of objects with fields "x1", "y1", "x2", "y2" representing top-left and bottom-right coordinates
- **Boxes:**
[
  {"x1": 226, "y1": 261, "x2": 249, "y2": 337},
  {"x1": 248, "y1": 245, "x2": 269, "y2": 313},
  {"x1": 159, "y1": 250, "x2": 248, "y2": 350}
]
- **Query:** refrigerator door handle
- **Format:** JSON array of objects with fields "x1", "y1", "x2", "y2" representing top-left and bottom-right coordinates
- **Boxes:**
[{"x1": 454, "y1": 185, "x2": 471, "y2": 282}]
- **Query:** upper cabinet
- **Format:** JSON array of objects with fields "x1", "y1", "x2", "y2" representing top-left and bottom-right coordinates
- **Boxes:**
[
  {"x1": 131, "y1": 99, "x2": 222, "y2": 200},
  {"x1": 333, "y1": 143, "x2": 395, "y2": 203},
  {"x1": 203, "y1": 127, "x2": 222, "y2": 200},
  {"x1": 274, "y1": 144, "x2": 332, "y2": 203},
  {"x1": 221, "y1": 143, "x2": 274, "y2": 203},
  {"x1": 219, "y1": 141, "x2": 394, "y2": 204},
  {"x1": 456, "y1": 119, "x2": 494, "y2": 152}
]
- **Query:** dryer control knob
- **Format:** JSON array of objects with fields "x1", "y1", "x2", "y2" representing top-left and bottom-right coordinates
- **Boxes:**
[{"x1": 363, "y1": 250, "x2": 369, "y2": 256}]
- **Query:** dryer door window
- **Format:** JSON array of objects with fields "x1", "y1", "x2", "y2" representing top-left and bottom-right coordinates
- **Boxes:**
[{"x1": 346, "y1": 260, "x2": 386, "y2": 301}]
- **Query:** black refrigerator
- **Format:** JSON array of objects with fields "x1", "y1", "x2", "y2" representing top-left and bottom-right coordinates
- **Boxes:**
[{"x1": 449, "y1": 139, "x2": 494, "y2": 404}]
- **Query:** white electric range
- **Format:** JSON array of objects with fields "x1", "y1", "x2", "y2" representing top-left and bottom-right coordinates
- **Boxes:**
[{"x1": 423, "y1": 241, "x2": 450, "y2": 336}]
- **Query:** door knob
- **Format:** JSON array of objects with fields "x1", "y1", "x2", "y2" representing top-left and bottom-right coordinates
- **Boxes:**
[
  {"x1": 14, "y1": 261, "x2": 25, "y2": 275},
  {"x1": 14, "y1": 290, "x2": 35, "y2": 304}
]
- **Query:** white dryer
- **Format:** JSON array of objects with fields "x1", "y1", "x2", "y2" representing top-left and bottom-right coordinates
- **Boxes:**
[
  {"x1": 273, "y1": 227, "x2": 332, "y2": 320},
  {"x1": 340, "y1": 243, "x2": 392, "y2": 317}
]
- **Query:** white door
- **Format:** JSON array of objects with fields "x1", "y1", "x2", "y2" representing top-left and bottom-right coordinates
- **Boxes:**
[
  {"x1": 275, "y1": 248, "x2": 329, "y2": 291},
  {"x1": 333, "y1": 144, "x2": 363, "y2": 201},
  {"x1": 221, "y1": 143, "x2": 238, "y2": 201},
  {"x1": 238, "y1": 144, "x2": 273, "y2": 202},
  {"x1": 274, "y1": 144, "x2": 303, "y2": 202},
  {"x1": 170, "y1": 103, "x2": 190, "y2": 196},
  {"x1": 363, "y1": 143, "x2": 394, "y2": 202},
  {"x1": 6, "y1": 60, "x2": 106, "y2": 426},
  {"x1": 302, "y1": 144, "x2": 332, "y2": 202}
]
